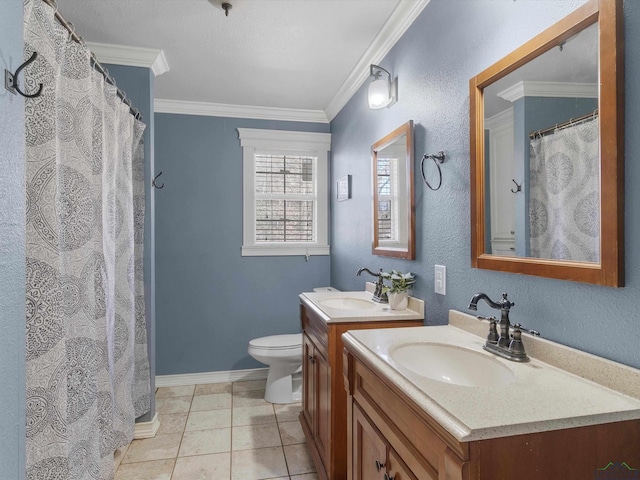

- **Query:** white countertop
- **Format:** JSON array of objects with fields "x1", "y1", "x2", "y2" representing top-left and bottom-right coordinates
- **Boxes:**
[
  {"x1": 342, "y1": 311, "x2": 640, "y2": 442},
  {"x1": 300, "y1": 290, "x2": 424, "y2": 323}
]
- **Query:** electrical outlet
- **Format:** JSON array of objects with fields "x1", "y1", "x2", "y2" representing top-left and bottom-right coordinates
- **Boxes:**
[{"x1": 434, "y1": 265, "x2": 446, "y2": 295}]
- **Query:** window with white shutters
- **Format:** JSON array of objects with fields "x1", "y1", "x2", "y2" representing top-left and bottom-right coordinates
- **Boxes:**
[
  {"x1": 255, "y1": 154, "x2": 316, "y2": 243},
  {"x1": 238, "y1": 129, "x2": 331, "y2": 256}
]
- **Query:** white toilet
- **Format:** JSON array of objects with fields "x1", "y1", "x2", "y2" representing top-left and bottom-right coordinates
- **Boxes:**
[
  {"x1": 248, "y1": 334, "x2": 303, "y2": 404},
  {"x1": 248, "y1": 287, "x2": 339, "y2": 404}
]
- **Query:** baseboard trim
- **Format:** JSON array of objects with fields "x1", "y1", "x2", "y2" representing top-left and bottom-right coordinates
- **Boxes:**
[
  {"x1": 134, "y1": 412, "x2": 160, "y2": 439},
  {"x1": 155, "y1": 368, "x2": 269, "y2": 388}
]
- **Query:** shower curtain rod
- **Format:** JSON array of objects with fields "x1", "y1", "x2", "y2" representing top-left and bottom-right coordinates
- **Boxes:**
[
  {"x1": 41, "y1": 0, "x2": 143, "y2": 121},
  {"x1": 529, "y1": 109, "x2": 598, "y2": 139}
]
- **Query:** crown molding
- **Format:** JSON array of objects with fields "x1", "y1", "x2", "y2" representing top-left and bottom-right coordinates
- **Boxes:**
[
  {"x1": 87, "y1": 0, "x2": 428, "y2": 122},
  {"x1": 86, "y1": 42, "x2": 170, "y2": 76},
  {"x1": 155, "y1": 98, "x2": 329, "y2": 123},
  {"x1": 497, "y1": 81, "x2": 598, "y2": 102},
  {"x1": 324, "y1": 0, "x2": 431, "y2": 121},
  {"x1": 485, "y1": 107, "x2": 514, "y2": 131}
]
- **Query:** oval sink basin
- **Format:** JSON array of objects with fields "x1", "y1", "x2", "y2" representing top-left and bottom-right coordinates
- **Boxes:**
[
  {"x1": 389, "y1": 342, "x2": 515, "y2": 387},
  {"x1": 319, "y1": 297, "x2": 376, "y2": 310}
]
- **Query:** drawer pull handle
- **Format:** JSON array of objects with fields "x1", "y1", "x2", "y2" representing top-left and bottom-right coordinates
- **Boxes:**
[
  {"x1": 375, "y1": 460, "x2": 385, "y2": 471},
  {"x1": 308, "y1": 355, "x2": 316, "y2": 363},
  {"x1": 383, "y1": 474, "x2": 394, "y2": 480}
]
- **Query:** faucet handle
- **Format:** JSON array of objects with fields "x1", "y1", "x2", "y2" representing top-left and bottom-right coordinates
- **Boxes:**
[
  {"x1": 512, "y1": 323, "x2": 540, "y2": 337},
  {"x1": 477, "y1": 315, "x2": 499, "y2": 344}
]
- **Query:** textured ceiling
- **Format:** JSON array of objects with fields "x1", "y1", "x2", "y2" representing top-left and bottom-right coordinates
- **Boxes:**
[{"x1": 55, "y1": 0, "x2": 406, "y2": 113}]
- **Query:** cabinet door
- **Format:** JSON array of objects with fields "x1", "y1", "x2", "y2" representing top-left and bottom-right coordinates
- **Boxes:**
[
  {"x1": 314, "y1": 349, "x2": 331, "y2": 467},
  {"x1": 302, "y1": 333, "x2": 315, "y2": 429},
  {"x1": 387, "y1": 450, "x2": 421, "y2": 480},
  {"x1": 353, "y1": 404, "x2": 387, "y2": 480}
]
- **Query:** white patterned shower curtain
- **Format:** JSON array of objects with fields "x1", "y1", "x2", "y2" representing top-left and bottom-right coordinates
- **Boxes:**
[
  {"x1": 23, "y1": 1, "x2": 150, "y2": 479},
  {"x1": 529, "y1": 116, "x2": 600, "y2": 262}
]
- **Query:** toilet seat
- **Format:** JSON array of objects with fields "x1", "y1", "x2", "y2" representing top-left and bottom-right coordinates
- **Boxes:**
[{"x1": 249, "y1": 334, "x2": 302, "y2": 351}]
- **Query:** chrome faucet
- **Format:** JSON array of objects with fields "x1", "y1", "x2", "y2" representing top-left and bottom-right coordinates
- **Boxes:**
[
  {"x1": 356, "y1": 267, "x2": 388, "y2": 303},
  {"x1": 468, "y1": 292, "x2": 539, "y2": 362}
]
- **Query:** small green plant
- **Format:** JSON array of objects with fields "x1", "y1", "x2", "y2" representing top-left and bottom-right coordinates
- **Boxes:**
[{"x1": 381, "y1": 270, "x2": 416, "y2": 294}]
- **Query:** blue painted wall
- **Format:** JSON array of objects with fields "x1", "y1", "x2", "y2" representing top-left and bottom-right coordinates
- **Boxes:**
[
  {"x1": 105, "y1": 64, "x2": 157, "y2": 421},
  {"x1": 0, "y1": 1, "x2": 26, "y2": 478},
  {"x1": 154, "y1": 114, "x2": 330, "y2": 374},
  {"x1": 522, "y1": 97, "x2": 598, "y2": 134},
  {"x1": 330, "y1": 0, "x2": 640, "y2": 369}
]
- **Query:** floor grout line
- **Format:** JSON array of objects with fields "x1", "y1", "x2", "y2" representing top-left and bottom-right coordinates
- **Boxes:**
[
  {"x1": 119, "y1": 381, "x2": 314, "y2": 480},
  {"x1": 230, "y1": 386, "x2": 234, "y2": 480},
  {"x1": 168, "y1": 389, "x2": 193, "y2": 479}
]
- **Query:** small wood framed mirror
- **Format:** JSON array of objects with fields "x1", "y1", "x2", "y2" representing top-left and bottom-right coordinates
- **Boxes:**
[
  {"x1": 470, "y1": 0, "x2": 624, "y2": 286},
  {"x1": 372, "y1": 120, "x2": 416, "y2": 259}
]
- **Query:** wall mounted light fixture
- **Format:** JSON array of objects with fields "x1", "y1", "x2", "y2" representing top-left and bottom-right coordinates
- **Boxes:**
[{"x1": 368, "y1": 64, "x2": 397, "y2": 109}]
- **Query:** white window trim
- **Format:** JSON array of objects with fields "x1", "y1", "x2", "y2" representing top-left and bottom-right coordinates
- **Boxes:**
[{"x1": 238, "y1": 128, "x2": 331, "y2": 257}]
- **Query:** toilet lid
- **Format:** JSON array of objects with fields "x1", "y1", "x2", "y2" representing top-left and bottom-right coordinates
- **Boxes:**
[{"x1": 249, "y1": 334, "x2": 302, "y2": 350}]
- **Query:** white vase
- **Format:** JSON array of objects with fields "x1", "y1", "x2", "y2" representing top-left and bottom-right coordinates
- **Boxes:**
[{"x1": 388, "y1": 291, "x2": 409, "y2": 310}]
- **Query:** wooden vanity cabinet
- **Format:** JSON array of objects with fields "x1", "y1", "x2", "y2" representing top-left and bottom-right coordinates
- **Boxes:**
[
  {"x1": 352, "y1": 402, "x2": 386, "y2": 480},
  {"x1": 344, "y1": 346, "x2": 640, "y2": 480},
  {"x1": 299, "y1": 300, "x2": 422, "y2": 480},
  {"x1": 302, "y1": 331, "x2": 331, "y2": 467},
  {"x1": 353, "y1": 402, "x2": 419, "y2": 480}
]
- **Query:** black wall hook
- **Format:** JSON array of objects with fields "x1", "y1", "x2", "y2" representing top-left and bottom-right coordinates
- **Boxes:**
[
  {"x1": 4, "y1": 52, "x2": 43, "y2": 98},
  {"x1": 152, "y1": 171, "x2": 164, "y2": 189},
  {"x1": 511, "y1": 179, "x2": 523, "y2": 193}
]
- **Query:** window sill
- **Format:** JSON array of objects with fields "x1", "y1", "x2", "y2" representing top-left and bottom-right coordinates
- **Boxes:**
[{"x1": 241, "y1": 245, "x2": 330, "y2": 257}]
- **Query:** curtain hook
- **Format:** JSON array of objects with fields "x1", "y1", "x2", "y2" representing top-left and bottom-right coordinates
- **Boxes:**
[
  {"x1": 66, "y1": 21, "x2": 75, "y2": 40},
  {"x1": 103, "y1": 69, "x2": 117, "y2": 88}
]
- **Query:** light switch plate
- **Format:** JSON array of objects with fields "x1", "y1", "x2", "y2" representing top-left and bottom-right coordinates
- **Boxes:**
[{"x1": 435, "y1": 265, "x2": 446, "y2": 295}]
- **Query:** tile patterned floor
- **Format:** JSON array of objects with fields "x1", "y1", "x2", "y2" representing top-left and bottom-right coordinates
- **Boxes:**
[{"x1": 115, "y1": 380, "x2": 318, "y2": 480}]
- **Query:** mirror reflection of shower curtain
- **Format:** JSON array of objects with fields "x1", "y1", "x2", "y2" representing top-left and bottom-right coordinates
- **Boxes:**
[
  {"x1": 529, "y1": 117, "x2": 600, "y2": 262},
  {"x1": 23, "y1": 1, "x2": 150, "y2": 479}
]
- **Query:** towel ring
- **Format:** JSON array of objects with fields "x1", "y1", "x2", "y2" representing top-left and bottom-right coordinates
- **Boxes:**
[{"x1": 420, "y1": 151, "x2": 446, "y2": 191}]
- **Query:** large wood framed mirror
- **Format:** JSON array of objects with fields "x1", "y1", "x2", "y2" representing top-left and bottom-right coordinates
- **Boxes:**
[
  {"x1": 372, "y1": 120, "x2": 415, "y2": 259},
  {"x1": 470, "y1": 0, "x2": 624, "y2": 286}
]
